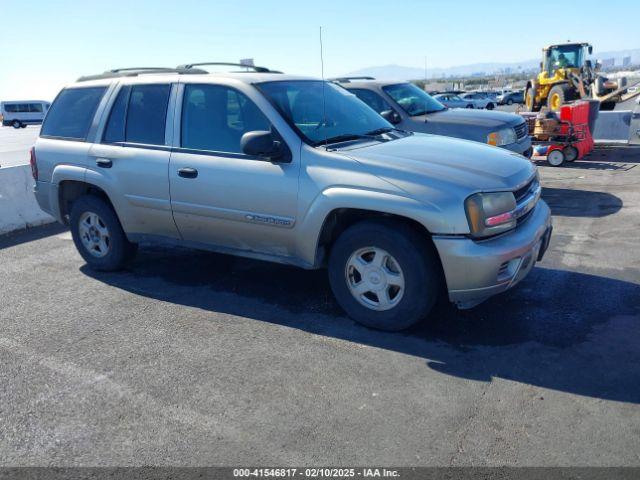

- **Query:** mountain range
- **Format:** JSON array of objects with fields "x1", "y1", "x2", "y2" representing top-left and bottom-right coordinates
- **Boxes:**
[{"x1": 343, "y1": 48, "x2": 640, "y2": 80}]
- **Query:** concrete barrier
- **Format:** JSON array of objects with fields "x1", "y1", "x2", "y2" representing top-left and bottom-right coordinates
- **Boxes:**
[
  {"x1": 0, "y1": 165, "x2": 54, "y2": 235},
  {"x1": 592, "y1": 111, "x2": 633, "y2": 144}
]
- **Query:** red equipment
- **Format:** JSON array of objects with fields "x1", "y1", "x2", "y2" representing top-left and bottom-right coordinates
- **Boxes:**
[{"x1": 523, "y1": 101, "x2": 597, "y2": 167}]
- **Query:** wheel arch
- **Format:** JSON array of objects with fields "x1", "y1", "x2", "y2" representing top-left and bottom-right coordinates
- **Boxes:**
[
  {"x1": 314, "y1": 207, "x2": 442, "y2": 266},
  {"x1": 297, "y1": 187, "x2": 450, "y2": 268},
  {"x1": 57, "y1": 179, "x2": 118, "y2": 225}
]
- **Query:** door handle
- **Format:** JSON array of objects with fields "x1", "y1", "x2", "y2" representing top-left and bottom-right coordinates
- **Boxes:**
[
  {"x1": 96, "y1": 158, "x2": 112, "y2": 168},
  {"x1": 178, "y1": 167, "x2": 198, "y2": 179}
]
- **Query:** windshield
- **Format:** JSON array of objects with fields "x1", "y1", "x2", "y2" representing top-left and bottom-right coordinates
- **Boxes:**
[
  {"x1": 546, "y1": 45, "x2": 585, "y2": 73},
  {"x1": 382, "y1": 83, "x2": 445, "y2": 116},
  {"x1": 256, "y1": 80, "x2": 392, "y2": 145}
]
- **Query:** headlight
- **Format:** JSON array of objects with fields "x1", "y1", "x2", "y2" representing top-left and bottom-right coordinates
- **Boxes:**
[
  {"x1": 465, "y1": 192, "x2": 517, "y2": 238},
  {"x1": 487, "y1": 127, "x2": 517, "y2": 147}
]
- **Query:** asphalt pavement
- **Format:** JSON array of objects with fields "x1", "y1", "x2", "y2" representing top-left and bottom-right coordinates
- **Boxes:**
[{"x1": 0, "y1": 147, "x2": 639, "y2": 466}]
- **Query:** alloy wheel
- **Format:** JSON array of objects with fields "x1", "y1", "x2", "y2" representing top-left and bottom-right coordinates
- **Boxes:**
[
  {"x1": 345, "y1": 247, "x2": 405, "y2": 311},
  {"x1": 78, "y1": 211, "x2": 111, "y2": 258}
]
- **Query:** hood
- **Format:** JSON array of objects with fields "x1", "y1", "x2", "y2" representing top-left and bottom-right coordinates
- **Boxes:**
[
  {"x1": 342, "y1": 133, "x2": 535, "y2": 206},
  {"x1": 408, "y1": 108, "x2": 525, "y2": 141}
]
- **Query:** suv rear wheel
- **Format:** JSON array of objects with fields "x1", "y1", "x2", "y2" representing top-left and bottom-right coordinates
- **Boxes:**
[
  {"x1": 70, "y1": 195, "x2": 137, "y2": 271},
  {"x1": 328, "y1": 220, "x2": 440, "y2": 331}
]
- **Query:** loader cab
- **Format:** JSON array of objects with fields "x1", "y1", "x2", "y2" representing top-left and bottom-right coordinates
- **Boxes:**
[{"x1": 542, "y1": 43, "x2": 592, "y2": 79}]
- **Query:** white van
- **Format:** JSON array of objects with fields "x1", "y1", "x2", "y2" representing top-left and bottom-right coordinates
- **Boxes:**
[{"x1": 1, "y1": 101, "x2": 51, "y2": 128}]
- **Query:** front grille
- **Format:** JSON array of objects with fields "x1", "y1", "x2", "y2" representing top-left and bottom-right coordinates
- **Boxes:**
[
  {"x1": 516, "y1": 207, "x2": 534, "y2": 226},
  {"x1": 513, "y1": 176, "x2": 540, "y2": 227},
  {"x1": 514, "y1": 121, "x2": 529, "y2": 140},
  {"x1": 513, "y1": 177, "x2": 537, "y2": 203}
]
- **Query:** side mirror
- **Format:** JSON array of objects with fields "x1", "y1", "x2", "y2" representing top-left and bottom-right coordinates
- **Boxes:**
[
  {"x1": 588, "y1": 45, "x2": 593, "y2": 55},
  {"x1": 380, "y1": 109, "x2": 401, "y2": 125},
  {"x1": 241, "y1": 130, "x2": 289, "y2": 162}
]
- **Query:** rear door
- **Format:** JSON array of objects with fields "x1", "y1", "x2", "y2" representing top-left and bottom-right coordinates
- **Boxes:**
[
  {"x1": 168, "y1": 82, "x2": 300, "y2": 258},
  {"x1": 88, "y1": 82, "x2": 179, "y2": 238}
]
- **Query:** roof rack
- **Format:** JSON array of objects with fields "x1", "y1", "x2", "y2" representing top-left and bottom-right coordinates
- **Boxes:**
[
  {"x1": 77, "y1": 67, "x2": 207, "y2": 82},
  {"x1": 177, "y1": 62, "x2": 280, "y2": 73},
  {"x1": 329, "y1": 76, "x2": 376, "y2": 83}
]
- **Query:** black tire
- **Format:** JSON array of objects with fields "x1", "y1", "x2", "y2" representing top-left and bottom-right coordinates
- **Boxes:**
[
  {"x1": 70, "y1": 195, "x2": 137, "y2": 271},
  {"x1": 525, "y1": 85, "x2": 539, "y2": 112},
  {"x1": 507, "y1": 99, "x2": 514, "y2": 105},
  {"x1": 466, "y1": 104, "x2": 474, "y2": 109},
  {"x1": 328, "y1": 219, "x2": 441, "y2": 331},
  {"x1": 563, "y1": 145, "x2": 579, "y2": 162},
  {"x1": 486, "y1": 103, "x2": 495, "y2": 110},
  {"x1": 12, "y1": 120, "x2": 21, "y2": 129},
  {"x1": 20, "y1": 123, "x2": 27, "y2": 128},
  {"x1": 547, "y1": 84, "x2": 571, "y2": 111}
]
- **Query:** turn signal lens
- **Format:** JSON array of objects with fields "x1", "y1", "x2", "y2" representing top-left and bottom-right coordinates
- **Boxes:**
[{"x1": 485, "y1": 211, "x2": 514, "y2": 227}]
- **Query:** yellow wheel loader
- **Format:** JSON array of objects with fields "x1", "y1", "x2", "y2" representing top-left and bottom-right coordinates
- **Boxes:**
[{"x1": 524, "y1": 42, "x2": 638, "y2": 112}]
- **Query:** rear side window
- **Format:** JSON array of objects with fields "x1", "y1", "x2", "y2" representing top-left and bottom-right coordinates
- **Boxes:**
[
  {"x1": 102, "y1": 84, "x2": 171, "y2": 146},
  {"x1": 126, "y1": 84, "x2": 171, "y2": 145},
  {"x1": 29, "y1": 103, "x2": 43, "y2": 113},
  {"x1": 103, "y1": 86, "x2": 130, "y2": 144},
  {"x1": 41, "y1": 87, "x2": 106, "y2": 140}
]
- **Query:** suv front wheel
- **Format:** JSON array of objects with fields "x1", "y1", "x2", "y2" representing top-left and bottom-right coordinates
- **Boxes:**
[
  {"x1": 328, "y1": 220, "x2": 441, "y2": 331},
  {"x1": 70, "y1": 195, "x2": 137, "y2": 271}
]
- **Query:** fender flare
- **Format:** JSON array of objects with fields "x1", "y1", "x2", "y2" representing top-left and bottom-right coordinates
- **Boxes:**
[
  {"x1": 49, "y1": 165, "x2": 87, "y2": 222},
  {"x1": 296, "y1": 187, "x2": 451, "y2": 267}
]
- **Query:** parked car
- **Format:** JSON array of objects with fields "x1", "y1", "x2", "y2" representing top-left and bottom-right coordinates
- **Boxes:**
[
  {"x1": 433, "y1": 93, "x2": 474, "y2": 109},
  {"x1": 335, "y1": 78, "x2": 532, "y2": 157},
  {"x1": 1, "y1": 100, "x2": 50, "y2": 128},
  {"x1": 498, "y1": 90, "x2": 525, "y2": 105},
  {"x1": 33, "y1": 66, "x2": 551, "y2": 331},
  {"x1": 460, "y1": 92, "x2": 497, "y2": 110}
]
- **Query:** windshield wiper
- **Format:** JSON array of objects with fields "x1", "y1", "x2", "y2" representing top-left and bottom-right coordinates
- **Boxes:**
[
  {"x1": 365, "y1": 127, "x2": 396, "y2": 136},
  {"x1": 313, "y1": 133, "x2": 379, "y2": 147}
]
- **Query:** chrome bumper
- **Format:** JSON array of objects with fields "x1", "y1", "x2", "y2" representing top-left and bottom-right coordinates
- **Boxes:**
[{"x1": 432, "y1": 200, "x2": 552, "y2": 309}]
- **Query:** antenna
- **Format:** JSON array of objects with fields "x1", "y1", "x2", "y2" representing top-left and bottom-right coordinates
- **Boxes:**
[{"x1": 320, "y1": 26, "x2": 327, "y2": 147}]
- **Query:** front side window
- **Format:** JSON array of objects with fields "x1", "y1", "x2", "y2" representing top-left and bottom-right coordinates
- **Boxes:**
[
  {"x1": 349, "y1": 88, "x2": 393, "y2": 114},
  {"x1": 382, "y1": 83, "x2": 445, "y2": 116},
  {"x1": 41, "y1": 87, "x2": 107, "y2": 140},
  {"x1": 257, "y1": 80, "x2": 391, "y2": 145},
  {"x1": 181, "y1": 84, "x2": 271, "y2": 153}
]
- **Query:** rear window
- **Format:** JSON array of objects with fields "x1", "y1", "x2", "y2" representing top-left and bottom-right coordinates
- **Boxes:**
[{"x1": 41, "y1": 87, "x2": 106, "y2": 140}]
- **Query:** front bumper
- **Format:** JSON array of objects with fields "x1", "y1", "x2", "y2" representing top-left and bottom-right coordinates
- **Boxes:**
[
  {"x1": 432, "y1": 200, "x2": 552, "y2": 308},
  {"x1": 502, "y1": 135, "x2": 532, "y2": 157}
]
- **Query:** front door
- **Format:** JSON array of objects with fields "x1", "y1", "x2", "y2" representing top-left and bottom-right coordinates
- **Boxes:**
[{"x1": 169, "y1": 83, "x2": 300, "y2": 258}]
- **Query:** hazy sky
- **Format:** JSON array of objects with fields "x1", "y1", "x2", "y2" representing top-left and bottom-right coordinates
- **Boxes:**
[{"x1": 1, "y1": 0, "x2": 638, "y2": 100}]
